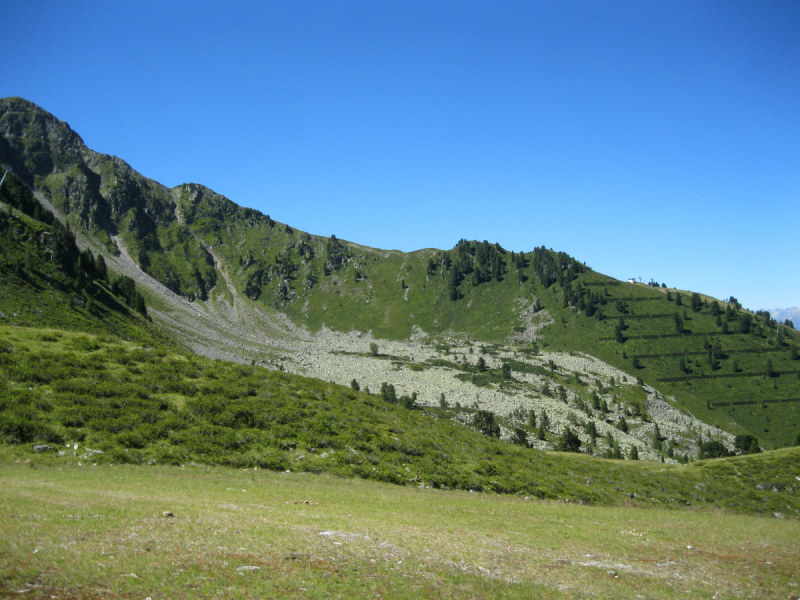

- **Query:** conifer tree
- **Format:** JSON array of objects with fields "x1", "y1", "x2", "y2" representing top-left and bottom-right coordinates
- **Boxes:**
[
  {"x1": 690, "y1": 293, "x2": 702, "y2": 312},
  {"x1": 557, "y1": 427, "x2": 581, "y2": 452},
  {"x1": 511, "y1": 427, "x2": 529, "y2": 447}
]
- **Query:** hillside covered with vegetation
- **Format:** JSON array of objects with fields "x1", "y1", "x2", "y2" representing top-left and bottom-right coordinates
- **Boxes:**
[{"x1": 1, "y1": 95, "x2": 799, "y2": 457}]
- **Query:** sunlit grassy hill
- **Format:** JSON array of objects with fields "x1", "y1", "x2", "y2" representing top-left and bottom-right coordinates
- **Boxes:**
[
  {"x1": 2, "y1": 322, "x2": 800, "y2": 517},
  {"x1": 1, "y1": 96, "x2": 799, "y2": 451}
]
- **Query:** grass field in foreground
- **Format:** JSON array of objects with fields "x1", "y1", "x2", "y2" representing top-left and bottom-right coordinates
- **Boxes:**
[{"x1": 1, "y1": 458, "x2": 798, "y2": 599}]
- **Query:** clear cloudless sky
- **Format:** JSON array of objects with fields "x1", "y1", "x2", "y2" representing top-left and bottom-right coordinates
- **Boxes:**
[{"x1": 2, "y1": 1, "x2": 798, "y2": 310}]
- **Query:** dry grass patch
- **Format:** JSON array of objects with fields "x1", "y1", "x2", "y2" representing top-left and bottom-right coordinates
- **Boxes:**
[{"x1": 1, "y1": 459, "x2": 798, "y2": 599}]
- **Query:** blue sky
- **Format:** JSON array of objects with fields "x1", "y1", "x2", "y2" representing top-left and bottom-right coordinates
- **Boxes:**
[{"x1": 2, "y1": 1, "x2": 798, "y2": 310}]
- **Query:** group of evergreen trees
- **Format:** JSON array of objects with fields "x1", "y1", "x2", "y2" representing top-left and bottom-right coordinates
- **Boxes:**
[
  {"x1": 436, "y1": 241, "x2": 585, "y2": 302},
  {"x1": 530, "y1": 246, "x2": 585, "y2": 288},
  {"x1": 379, "y1": 382, "x2": 418, "y2": 410},
  {"x1": 0, "y1": 171, "x2": 147, "y2": 318},
  {"x1": 564, "y1": 280, "x2": 606, "y2": 317},
  {"x1": 442, "y1": 239, "x2": 507, "y2": 300}
]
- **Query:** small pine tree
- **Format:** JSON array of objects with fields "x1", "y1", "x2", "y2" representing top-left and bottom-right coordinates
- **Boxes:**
[
  {"x1": 24, "y1": 243, "x2": 35, "y2": 273},
  {"x1": 511, "y1": 427, "x2": 530, "y2": 447},
  {"x1": 369, "y1": 342, "x2": 379, "y2": 356},
  {"x1": 585, "y1": 420, "x2": 597, "y2": 444},
  {"x1": 628, "y1": 445, "x2": 639, "y2": 460},
  {"x1": 472, "y1": 410, "x2": 500, "y2": 438},
  {"x1": 690, "y1": 292, "x2": 702, "y2": 313},
  {"x1": 557, "y1": 427, "x2": 581, "y2": 453},
  {"x1": 350, "y1": 379, "x2": 360, "y2": 391},
  {"x1": 96, "y1": 254, "x2": 108, "y2": 281},
  {"x1": 380, "y1": 382, "x2": 396, "y2": 403},
  {"x1": 673, "y1": 312, "x2": 683, "y2": 334},
  {"x1": 134, "y1": 293, "x2": 147, "y2": 317},
  {"x1": 541, "y1": 410, "x2": 550, "y2": 429},
  {"x1": 765, "y1": 359, "x2": 775, "y2": 378}
]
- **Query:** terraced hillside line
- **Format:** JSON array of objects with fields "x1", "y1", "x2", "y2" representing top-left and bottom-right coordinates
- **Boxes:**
[
  {"x1": 636, "y1": 347, "x2": 785, "y2": 358},
  {"x1": 600, "y1": 331, "x2": 733, "y2": 341},
  {"x1": 712, "y1": 397, "x2": 800, "y2": 408},
  {"x1": 610, "y1": 296, "x2": 664, "y2": 302},
  {"x1": 658, "y1": 370, "x2": 800, "y2": 382},
  {"x1": 609, "y1": 313, "x2": 676, "y2": 320}
]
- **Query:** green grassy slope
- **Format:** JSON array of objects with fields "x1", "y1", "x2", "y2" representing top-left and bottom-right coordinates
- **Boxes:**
[
  {"x1": 2, "y1": 96, "x2": 798, "y2": 450},
  {"x1": 537, "y1": 276, "x2": 800, "y2": 448},
  {"x1": 2, "y1": 324, "x2": 800, "y2": 515},
  {"x1": 3, "y1": 462, "x2": 797, "y2": 600},
  {"x1": 1, "y1": 161, "x2": 799, "y2": 512},
  {"x1": 0, "y1": 173, "x2": 160, "y2": 343}
]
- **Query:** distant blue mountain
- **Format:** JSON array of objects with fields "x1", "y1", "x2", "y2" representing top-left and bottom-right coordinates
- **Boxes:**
[{"x1": 762, "y1": 307, "x2": 800, "y2": 328}]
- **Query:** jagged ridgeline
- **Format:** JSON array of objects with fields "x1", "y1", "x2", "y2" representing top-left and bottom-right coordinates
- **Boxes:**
[
  {"x1": 2, "y1": 97, "x2": 799, "y2": 450},
  {"x1": 0, "y1": 97, "x2": 586, "y2": 340}
]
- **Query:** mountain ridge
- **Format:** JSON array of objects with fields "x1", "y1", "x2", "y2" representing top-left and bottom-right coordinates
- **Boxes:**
[{"x1": 2, "y1": 96, "x2": 799, "y2": 454}]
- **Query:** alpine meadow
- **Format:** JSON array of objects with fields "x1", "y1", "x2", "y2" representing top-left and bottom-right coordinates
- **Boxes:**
[{"x1": 1, "y1": 97, "x2": 799, "y2": 599}]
